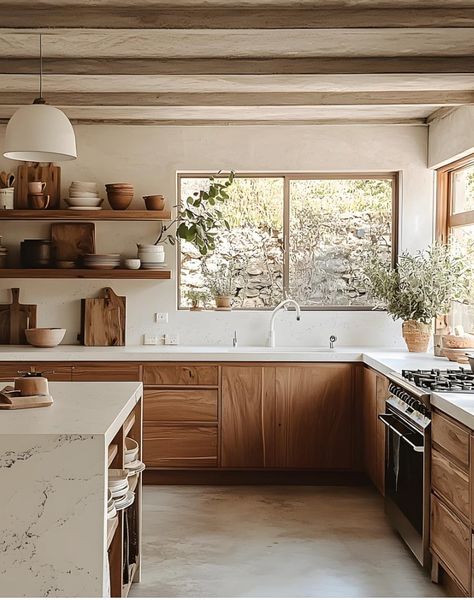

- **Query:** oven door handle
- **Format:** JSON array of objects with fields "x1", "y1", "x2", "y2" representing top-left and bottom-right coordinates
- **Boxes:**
[{"x1": 378, "y1": 414, "x2": 424, "y2": 453}]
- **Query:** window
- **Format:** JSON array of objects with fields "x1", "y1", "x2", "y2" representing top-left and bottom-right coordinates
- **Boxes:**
[
  {"x1": 437, "y1": 155, "x2": 474, "y2": 331},
  {"x1": 178, "y1": 173, "x2": 398, "y2": 310}
]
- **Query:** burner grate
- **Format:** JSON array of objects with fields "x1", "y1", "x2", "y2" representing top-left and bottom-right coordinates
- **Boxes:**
[{"x1": 402, "y1": 368, "x2": 474, "y2": 392}]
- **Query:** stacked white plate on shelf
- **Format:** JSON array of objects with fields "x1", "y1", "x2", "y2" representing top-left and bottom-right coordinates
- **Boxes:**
[
  {"x1": 66, "y1": 181, "x2": 103, "y2": 210},
  {"x1": 109, "y1": 469, "x2": 135, "y2": 511},
  {"x1": 107, "y1": 489, "x2": 117, "y2": 520},
  {"x1": 83, "y1": 254, "x2": 121, "y2": 270},
  {"x1": 125, "y1": 437, "x2": 146, "y2": 474}
]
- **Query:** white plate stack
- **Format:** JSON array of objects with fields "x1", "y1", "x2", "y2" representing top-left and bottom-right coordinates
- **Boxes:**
[
  {"x1": 109, "y1": 469, "x2": 135, "y2": 511},
  {"x1": 107, "y1": 489, "x2": 117, "y2": 520},
  {"x1": 83, "y1": 254, "x2": 121, "y2": 270},
  {"x1": 66, "y1": 181, "x2": 103, "y2": 210},
  {"x1": 125, "y1": 437, "x2": 146, "y2": 475}
]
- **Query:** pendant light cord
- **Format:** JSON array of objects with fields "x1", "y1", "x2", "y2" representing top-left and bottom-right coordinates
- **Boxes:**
[{"x1": 33, "y1": 33, "x2": 46, "y2": 104}]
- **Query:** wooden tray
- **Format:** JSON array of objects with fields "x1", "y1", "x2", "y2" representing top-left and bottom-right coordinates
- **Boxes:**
[{"x1": 15, "y1": 163, "x2": 61, "y2": 209}]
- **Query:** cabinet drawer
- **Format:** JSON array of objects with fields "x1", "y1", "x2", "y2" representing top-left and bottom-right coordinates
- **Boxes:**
[
  {"x1": 143, "y1": 364, "x2": 218, "y2": 386},
  {"x1": 72, "y1": 363, "x2": 141, "y2": 382},
  {"x1": 144, "y1": 389, "x2": 218, "y2": 422},
  {"x1": 143, "y1": 425, "x2": 217, "y2": 467},
  {"x1": 432, "y1": 449, "x2": 469, "y2": 518},
  {"x1": 0, "y1": 363, "x2": 72, "y2": 381},
  {"x1": 431, "y1": 494, "x2": 471, "y2": 592},
  {"x1": 432, "y1": 411, "x2": 470, "y2": 468}
]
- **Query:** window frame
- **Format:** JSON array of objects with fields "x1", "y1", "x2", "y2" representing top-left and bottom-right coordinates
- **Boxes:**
[
  {"x1": 177, "y1": 171, "x2": 400, "y2": 311},
  {"x1": 436, "y1": 153, "x2": 474, "y2": 244}
]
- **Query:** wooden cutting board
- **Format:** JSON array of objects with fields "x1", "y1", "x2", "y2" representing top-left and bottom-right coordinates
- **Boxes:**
[
  {"x1": 0, "y1": 288, "x2": 37, "y2": 344},
  {"x1": 81, "y1": 287, "x2": 126, "y2": 346},
  {"x1": 51, "y1": 223, "x2": 95, "y2": 265},
  {"x1": 15, "y1": 162, "x2": 61, "y2": 209}
]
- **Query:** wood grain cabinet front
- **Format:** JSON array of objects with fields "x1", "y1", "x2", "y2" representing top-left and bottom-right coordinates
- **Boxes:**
[
  {"x1": 431, "y1": 493, "x2": 471, "y2": 594},
  {"x1": 221, "y1": 363, "x2": 354, "y2": 470},
  {"x1": 144, "y1": 389, "x2": 218, "y2": 422},
  {"x1": 143, "y1": 364, "x2": 218, "y2": 386},
  {"x1": 0, "y1": 362, "x2": 72, "y2": 381},
  {"x1": 432, "y1": 449, "x2": 470, "y2": 519},
  {"x1": 432, "y1": 411, "x2": 470, "y2": 469},
  {"x1": 71, "y1": 363, "x2": 141, "y2": 382},
  {"x1": 143, "y1": 424, "x2": 218, "y2": 468}
]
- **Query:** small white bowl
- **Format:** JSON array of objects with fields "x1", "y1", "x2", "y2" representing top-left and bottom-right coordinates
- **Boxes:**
[
  {"x1": 71, "y1": 181, "x2": 97, "y2": 189},
  {"x1": 124, "y1": 258, "x2": 141, "y2": 270},
  {"x1": 66, "y1": 198, "x2": 103, "y2": 208},
  {"x1": 69, "y1": 190, "x2": 99, "y2": 198}
]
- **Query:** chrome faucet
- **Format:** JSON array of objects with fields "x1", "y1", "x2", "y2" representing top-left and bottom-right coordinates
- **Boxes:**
[
  {"x1": 267, "y1": 298, "x2": 301, "y2": 348},
  {"x1": 329, "y1": 335, "x2": 337, "y2": 350},
  {"x1": 232, "y1": 330, "x2": 238, "y2": 348}
]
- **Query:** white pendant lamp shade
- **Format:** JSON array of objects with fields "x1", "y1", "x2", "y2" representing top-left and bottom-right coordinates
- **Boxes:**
[{"x1": 3, "y1": 103, "x2": 77, "y2": 162}]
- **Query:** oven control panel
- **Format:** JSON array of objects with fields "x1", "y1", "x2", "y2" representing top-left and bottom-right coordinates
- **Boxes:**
[{"x1": 387, "y1": 383, "x2": 431, "y2": 429}]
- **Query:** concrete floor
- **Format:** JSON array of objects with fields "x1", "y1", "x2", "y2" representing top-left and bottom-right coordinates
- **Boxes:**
[{"x1": 130, "y1": 485, "x2": 445, "y2": 598}]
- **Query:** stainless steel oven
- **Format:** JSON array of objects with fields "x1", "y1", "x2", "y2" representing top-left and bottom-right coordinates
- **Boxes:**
[{"x1": 378, "y1": 383, "x2": 431, "y2": 567}]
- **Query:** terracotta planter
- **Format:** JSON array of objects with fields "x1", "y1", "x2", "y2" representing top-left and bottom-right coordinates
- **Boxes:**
[
  {"x1": 215, "y1": 295, "x2": 232, "y2": 309},
  {"x1": 402, "y1": 320, "x2": 432, "y2": 353}
]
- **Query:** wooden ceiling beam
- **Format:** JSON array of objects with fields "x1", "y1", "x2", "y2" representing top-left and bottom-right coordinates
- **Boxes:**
[
  {"x1": 1, "y1": 91, "x2": 472, "y2": 106},
  {"x1": 3, "y1": 57, "x2": 474, "y2": 75},
  {"x1": 1, "y1": 6, "x2": 474, "y2": 29}
]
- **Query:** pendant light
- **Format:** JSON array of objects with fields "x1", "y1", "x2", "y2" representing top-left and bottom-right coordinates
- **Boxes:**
[{"x1": 3, "y1": 34, "x2": 77, "y2": 162}]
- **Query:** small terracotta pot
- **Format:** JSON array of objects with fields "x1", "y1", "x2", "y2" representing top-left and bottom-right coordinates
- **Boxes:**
[
  {"x1": 402, "y1": 320, "x2": 432, "y2": 353},
  {"x1": 215, "y1": 295, "x2": 232, "y2": 309}
]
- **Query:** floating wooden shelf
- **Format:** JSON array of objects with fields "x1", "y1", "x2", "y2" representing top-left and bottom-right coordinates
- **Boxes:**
[
  {"x1": 0, "y1": 269, "x2": 171, "y2": 280},
  {"x1": 0, "y1": 209, "x2": 170, "y2": 221}
]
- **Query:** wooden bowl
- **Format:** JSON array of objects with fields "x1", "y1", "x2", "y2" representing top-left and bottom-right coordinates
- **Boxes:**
[
  {"x1": 107, "y1": 193, "x2": 133, "y2": 210},
  {"x1": 25, "y1": 328, "x2": 66, "y2": 348},
  {"x1": 442, "y1": 334, "x2": 474, "y2": 349},
  {"x1": 143, "y1": 195, "x2": 165, "y2": 210},
  {"x1": 442, "y1": 347, "x2": 473, "y2": 363}
]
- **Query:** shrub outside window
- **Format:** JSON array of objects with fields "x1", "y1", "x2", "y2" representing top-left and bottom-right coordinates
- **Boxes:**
[{"x1": 178, "y1": 173, "x2": 398, "y2": 310}]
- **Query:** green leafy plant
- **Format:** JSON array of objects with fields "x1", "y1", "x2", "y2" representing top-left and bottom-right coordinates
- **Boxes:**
[
  {"x1": 204, "y1": 261, "x2": 235, "y2": 297},
  {"x1": 156, "y1": 171, "x2": 234, "y2": 255},
  {"x1": 365, "y1": 241, "x2": 474, "y2": 324},
  {"x1": 184, "y1": 290, "x2": 209, "y2": 308}
]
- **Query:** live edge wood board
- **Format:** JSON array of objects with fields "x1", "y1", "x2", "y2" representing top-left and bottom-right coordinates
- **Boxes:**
[{"x1": 0, "y1": 360, "x2": 387, "y2": 488}]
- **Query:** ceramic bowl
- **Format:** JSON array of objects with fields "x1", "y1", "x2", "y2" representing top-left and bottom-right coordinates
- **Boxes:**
[
  {"x1": 25, "y1": 328, "x2": 66, "y2": 348},
  {"x1": 66, "y1": 198, "x2": 103, "y2": 208},
  {"x1": 143, "y1": 195, "x2": 165, "y2": 211},
  {"x1": 69, "y1": 190, "x2": 99, "y2": 198},
  {"x1": 107, "y1": 194, "x2": 133, "y2": 210},
  {"x1": 125, "y1": 437, "x2": 139, "y2": 463},
  {"x1": 124, "y1": 258, "x2": 141, "y2": 270}
]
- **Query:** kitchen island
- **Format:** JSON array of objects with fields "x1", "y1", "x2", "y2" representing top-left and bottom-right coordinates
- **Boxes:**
[{"x1": 0, "y1": 381, "x2": 143, "y2": 598}]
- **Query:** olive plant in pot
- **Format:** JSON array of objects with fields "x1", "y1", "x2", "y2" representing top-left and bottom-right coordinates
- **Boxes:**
[
  {"x1": 365, "y1": 242, "x2": 474, "y2": 353},
  {"x1": 204, "y1": 262, "x2": 235, "y2": 309},
  {"x1": 184, "y1": 290, "x2": 209, "y2": 311}
]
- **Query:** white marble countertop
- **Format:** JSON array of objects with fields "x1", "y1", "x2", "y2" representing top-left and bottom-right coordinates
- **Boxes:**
[
  {"x1": 0, "y1": 381, "x2": 142, "y2": 444},
  {"x1": 431, "y1": 392, "x2": 474, "y2": 430}
]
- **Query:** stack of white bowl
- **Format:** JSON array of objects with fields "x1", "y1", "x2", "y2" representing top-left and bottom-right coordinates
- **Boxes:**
[
  {"x1": 108, "y1": 469, "x2": 135, "y2": 511},
  {"x1": 137, "y1": 244, "x2": 166, "y2": 270},
  {"x1": 107, "y1": 489, "x2": 116, "y2": 520},
  {"x1": 125, "y1": 437, "x2": 146, "y2": 475},
  {"x1": 66, "y1": 181, "x2": 103, "y2": 210}
]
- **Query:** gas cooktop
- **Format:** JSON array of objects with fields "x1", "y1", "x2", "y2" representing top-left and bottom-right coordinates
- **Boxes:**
[{"x1": 402, "y1": 368, "x2": 474, "y2": 392}]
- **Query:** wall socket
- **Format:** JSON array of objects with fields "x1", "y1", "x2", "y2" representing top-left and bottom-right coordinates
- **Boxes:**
[
  {"x1": 155, "y1": 312, "x2": 168, "y2": 324},
  {"x1": 143, "y1": 334, "x2": 160, "y2": 345},
  {"x1": 164, "y1": 333, "x2": 179, "y2": 345}
]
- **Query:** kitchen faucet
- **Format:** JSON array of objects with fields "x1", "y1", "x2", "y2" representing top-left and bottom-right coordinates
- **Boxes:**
[
  {"x1": 232, "y1": 330, "x2": 238, "y2": 348},
  {"x1": 267, "y1": 298, "x2": 301, "y2": 348}
]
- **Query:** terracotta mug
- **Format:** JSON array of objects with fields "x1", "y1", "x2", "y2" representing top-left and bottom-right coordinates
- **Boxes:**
[
  {"x1": 28, "y1": 194, "x2": 50, "y2": 210},
  {"x1": 28, "y1": 181, "x2": 46, "y2": 194}
]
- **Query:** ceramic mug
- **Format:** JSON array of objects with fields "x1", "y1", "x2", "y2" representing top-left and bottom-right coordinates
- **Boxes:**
[
  {"x1": 28, "y1": 181, "x2": 46, "y2": 194},
  {"x1": 0, "y1": 188, "x2": 14, "y2": 210},
  {"x1": 28, "y1": 194, "x2": 50, "y2": 210}
]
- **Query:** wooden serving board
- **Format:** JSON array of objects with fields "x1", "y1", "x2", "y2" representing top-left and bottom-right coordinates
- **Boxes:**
[
  {"x1": 15, "y1": 162, "x2": 61, "y2": 209},
  {"x1": 81, "y1": 287, "x2": 126, "y2": 346},
  {"x1": 0, "y1": 387, "x2": 53, "y2": 409},
  {"x1": 0, "y1": 288, "x2": 37, "y2": 344},
  {"x1": 51, "y1": 222, "x2": 95, "y2": 264}
]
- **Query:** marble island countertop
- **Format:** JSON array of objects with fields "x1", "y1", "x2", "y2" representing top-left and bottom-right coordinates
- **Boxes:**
[{"x1": 0, "y1": 381, "x2": 142, "y2": 444}]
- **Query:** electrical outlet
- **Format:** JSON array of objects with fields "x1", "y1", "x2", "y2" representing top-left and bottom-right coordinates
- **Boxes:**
[
  {"x1": 155, "y1": 312, "x2": 169, "y2": 324},
  {"x1": 164, "y1": 333, "x2": 179, "y2": 345},
  {"x1": 143, "y1": 334, "x2": 160, "y2": 345}
]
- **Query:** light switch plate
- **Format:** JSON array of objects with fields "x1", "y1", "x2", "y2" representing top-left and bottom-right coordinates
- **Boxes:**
[
  {"x1": 155, "y1": 312, "x2": 169, "y2": 324},
  {"x1": 143, "y1": 334, "x2": 160, "y2": 345},
  {"x1": 164, "y1": 333, "x2": 179, "y2": 345}
]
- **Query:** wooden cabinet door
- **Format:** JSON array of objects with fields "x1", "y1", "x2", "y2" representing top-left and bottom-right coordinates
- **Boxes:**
[
  {"x1": 274, "y1": 364, "x2": 354, "y2": 469},
  {"x1": 221, "y1": 365, "x2": 269, "y2": 468},
  {"x1": 375, "y1": 374, "x2": 388, "y2": 495},
  {"x1": 361, "y1": 366, "x2": 377, "y2": 483}
]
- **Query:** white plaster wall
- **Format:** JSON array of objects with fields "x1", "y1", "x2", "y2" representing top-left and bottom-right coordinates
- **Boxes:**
[
  {"x1": 428, "y1": 106, "x2": 474, "y2": 168},
  {"x1": 0, "y1": 124, "x2": 433, "y2": 347}
]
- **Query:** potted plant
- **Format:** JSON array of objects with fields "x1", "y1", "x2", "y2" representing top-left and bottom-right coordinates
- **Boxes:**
[
  {"x1": 154, "y1": 171, "x2": 234, "y2": 255},
  {"x1": 365, "y1": 242, "x2": 473, "y2": 353},
  {"x1": 184, "y1": 290, "x2": 208, "y2": 311},
  {"x1": 205, "y1": 263, "x2": 235, "y2": 309}
]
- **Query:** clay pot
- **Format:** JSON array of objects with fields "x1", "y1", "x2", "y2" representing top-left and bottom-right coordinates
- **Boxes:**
[
  {"x1": 215, "y1": 295, "x2": 232, "y2": 309},
  {"x1": 143, "y1": 195, "x2": 165, "y2": 211},
  {"x1": 14, "y1": 375, "x2": 49, "y2": 396},
  {"x1": 402, "y1": 320, "x2": 432, "y2": 353}
]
